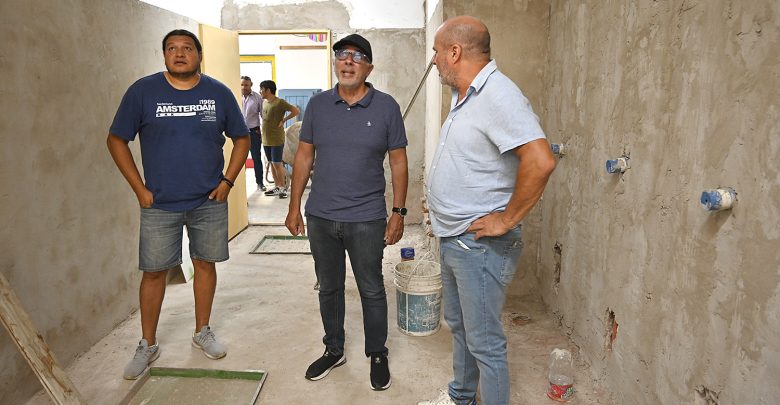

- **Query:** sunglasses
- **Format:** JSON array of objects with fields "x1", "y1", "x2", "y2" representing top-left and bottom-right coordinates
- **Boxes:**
[{"x1": 334, "y1": 49, "x2": 370, "y2": 64}]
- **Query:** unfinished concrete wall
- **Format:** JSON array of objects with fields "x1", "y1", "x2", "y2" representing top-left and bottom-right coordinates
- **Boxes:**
[
  {"x1": 539, "y1": 1, "x2": 780, "y2": 403},
  {"x1": 0, "y1": 0, "x2": 197, "y2": 402},
  {"x1": 439, "y1": 0, "x2": 551, "y2": 297},
  {"x1": 222, "y1": 0, "x2": 428, "y2": 225}
]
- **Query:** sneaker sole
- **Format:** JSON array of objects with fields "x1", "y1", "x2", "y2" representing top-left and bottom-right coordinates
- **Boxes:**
[
  {"x1": 191, "y1": 340, "x2": 227, "y2": 360},
  {"x1": 370, "y1": 376, "x2": 392, "y2": 391},
  {"x1": 305, "y1": 356, "x2": 347, "y2": 381},
  {"x1": 122, "y1": 349, "x2": 160, "y2": 380}
]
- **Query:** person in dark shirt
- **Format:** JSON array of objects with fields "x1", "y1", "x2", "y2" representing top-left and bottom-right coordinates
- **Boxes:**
[
  {"x1": 107, "y1": 29, "x2": 249, "y2": 380},
  {"x1": 285, "y1": 34, "x2": 408, "y2": 392}
]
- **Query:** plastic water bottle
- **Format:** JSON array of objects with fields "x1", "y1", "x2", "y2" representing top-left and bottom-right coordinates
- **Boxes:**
[{"x1": 546, "y1": 348, "x2": 574, "y2": 402}]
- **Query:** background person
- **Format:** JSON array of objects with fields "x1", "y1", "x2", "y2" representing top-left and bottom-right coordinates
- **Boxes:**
[
  {"x1": 260, "y1": 79, "x2": 299, "y2": 199},
  {"x1": 241, "y1": 75, "x2": 266, "y2": 191}
]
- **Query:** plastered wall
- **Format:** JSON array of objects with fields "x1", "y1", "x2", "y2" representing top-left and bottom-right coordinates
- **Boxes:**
[
  {"x1": 538, "y1": 1, "x2": 780, "y2": 403},
  {"x1": 0, "y1": 0, "x2": 197, "y2": 402},
  {"x1": 222, "y1": 0, "x2": 428, "y2": 225}
]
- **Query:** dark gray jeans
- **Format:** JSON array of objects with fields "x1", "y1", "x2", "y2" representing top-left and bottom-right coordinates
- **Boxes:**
[
  {"x1": 306, "y1": 215, "x2": 388, "y2": 357},
  {"x1": 248, "y1": 128, "x2": 264, "y2": 187}
]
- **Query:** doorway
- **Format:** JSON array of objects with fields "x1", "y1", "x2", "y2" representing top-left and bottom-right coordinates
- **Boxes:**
[
  {"x1": 238, "y1": 30, "x2": 330, "y2": 225},
  {"x1": 238, "y1": 30, "x2": 330, "y2": 178}
]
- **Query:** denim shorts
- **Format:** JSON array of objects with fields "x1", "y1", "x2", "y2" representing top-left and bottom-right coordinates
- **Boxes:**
[
  {"x1": 138, "y1": 199, "x2": 229, "y2": 271},
  {"x1": 263, "y1": 145, "x2": 283, "y2": 163}
]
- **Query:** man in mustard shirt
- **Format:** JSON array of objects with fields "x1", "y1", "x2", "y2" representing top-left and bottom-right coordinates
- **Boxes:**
[{"x1": 260, "y1": 80, "x2": 299, "y2": 199}]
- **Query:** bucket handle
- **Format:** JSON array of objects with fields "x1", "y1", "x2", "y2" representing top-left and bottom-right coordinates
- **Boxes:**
[{"x1": 408, "y1": 250, "x2": 437, "y2": 278}]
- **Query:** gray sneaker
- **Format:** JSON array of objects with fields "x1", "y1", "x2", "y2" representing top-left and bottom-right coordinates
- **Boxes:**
[
  {"x1": 279, "y1": 189, "x2": 289, "y2": 199},
  {"x1": 192, "y1": 325, "x2": 227, "y2": 359},
  {"x1": 123, "y1": 339, "x2": 160, "y2": 380}
]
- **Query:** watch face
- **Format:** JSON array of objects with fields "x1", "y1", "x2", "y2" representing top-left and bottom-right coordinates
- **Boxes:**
[{"x1": 400, "y1": 208, "x2": 408, "y2": 215}]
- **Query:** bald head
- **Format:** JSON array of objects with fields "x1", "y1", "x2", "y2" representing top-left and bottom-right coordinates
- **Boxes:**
[{"x1": 437, "y1": 16, "x2": 491, "y2": 60}]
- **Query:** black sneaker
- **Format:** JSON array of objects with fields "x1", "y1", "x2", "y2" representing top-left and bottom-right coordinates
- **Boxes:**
[
  {"x1": 369, "y1": 352, "x2": 391, "y2": 391},
  {"x1": 305, "y1": 350, "x2": 346, "y2": 381}
]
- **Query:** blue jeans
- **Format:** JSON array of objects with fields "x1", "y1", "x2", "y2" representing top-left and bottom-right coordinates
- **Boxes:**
[
  {"x1": 306, "y1": 215, "x2": 388, "y2": 357},
  {"x1": 440, "y1": 228, "x2": 523, "y2": 405},
  {"x1": 249, "y1": 128, "x2": 264, "y2": 186},
  {"x1": 263, "y1": 145, "x2": 283, "y2": 163},
  {"x1": 138, "y1": 199, "x2": 229, "y2": 271}
]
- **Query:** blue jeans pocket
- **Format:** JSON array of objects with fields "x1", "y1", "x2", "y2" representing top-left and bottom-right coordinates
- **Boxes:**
[{"x1": 499, "y1": 239, "x2": 523, "y2": 285}]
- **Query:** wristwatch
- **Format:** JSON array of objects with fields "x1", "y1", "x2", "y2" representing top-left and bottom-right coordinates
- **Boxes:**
[{"x1": 392, "y1": 207, "x2": 407, "y2": 217}]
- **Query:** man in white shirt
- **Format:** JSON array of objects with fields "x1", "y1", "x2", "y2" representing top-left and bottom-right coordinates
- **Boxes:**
[
  {"x1": 420, "y1": 16, "x2": 556, "y2": 405},
  {"x1": 241, "y1": 75, "x2": 266, "y2": 191}
]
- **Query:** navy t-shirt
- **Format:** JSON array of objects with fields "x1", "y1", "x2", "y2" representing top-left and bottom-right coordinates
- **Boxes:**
[
  {"x1": 110, "y1": 73, "x2": 248, "y2": 211},
  {"x1": 300, "y1": 83, "x2": 407, "y2": 222}
]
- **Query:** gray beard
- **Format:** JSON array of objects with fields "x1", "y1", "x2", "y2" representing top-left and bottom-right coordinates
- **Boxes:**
[{"x1": 439, "y1": 72, "x2": 457, "y2": 88}]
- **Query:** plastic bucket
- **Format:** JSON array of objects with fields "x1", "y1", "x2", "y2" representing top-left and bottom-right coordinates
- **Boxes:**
[{"x1": 394, "y1": 260, "x2": 442, "y2": 336}]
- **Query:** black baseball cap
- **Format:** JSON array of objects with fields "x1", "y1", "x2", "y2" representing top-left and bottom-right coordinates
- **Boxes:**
[{"x1": 332, "y1": 34, "x2": 373, "y2": 63}]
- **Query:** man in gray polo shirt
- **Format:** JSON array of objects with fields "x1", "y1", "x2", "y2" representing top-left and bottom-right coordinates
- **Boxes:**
[
  {"x1": 285, "y1": 34, "x2": 408, "y2": 392},
  {"x1": 419, "y1": 16, "x2": 556, "y2": 405}
]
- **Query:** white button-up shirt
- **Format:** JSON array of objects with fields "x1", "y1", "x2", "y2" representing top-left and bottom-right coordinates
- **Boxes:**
[
  {"x1": 242, "y1": 91, "x2": 263, "y2": 129},
  {"x1": 427, "y1": 60, "x2": 546, "y2": 237}
]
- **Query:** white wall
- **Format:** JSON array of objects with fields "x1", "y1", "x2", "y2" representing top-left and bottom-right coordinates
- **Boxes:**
[
  {"x1": 142, "y1": 0, "x2": 425, "y2": 29},
  {"x1": 239, "y1": 33, "x2": 330, "y2": 91},
  {"x1": 140, "y1": 0, "x2": 222, "y2": 26},
  {"x1": 234, "y1": 0, "x2": 424, "y2": 28},
  {"x1": 426, "y1": 0, "x2": 441, "y2": 23}
]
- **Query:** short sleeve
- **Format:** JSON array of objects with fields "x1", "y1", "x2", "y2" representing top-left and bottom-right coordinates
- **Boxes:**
[
  {"x1": 485, "y1": 90, "x2": 545, "y2": 153},
  {"x1": 299, "y1": 98, "x2": 315, "y2": 144},
  {"x1": 386, "y1": 98, "x2": 407, "y2": 150},
  {"x1": 109, "y1": 85, "x2": 142, "y2": 141}
]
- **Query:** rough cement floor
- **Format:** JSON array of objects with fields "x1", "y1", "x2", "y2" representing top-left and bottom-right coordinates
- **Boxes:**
[{"x1": 26, "y1": 178, "x2": 615, "y2": 405}]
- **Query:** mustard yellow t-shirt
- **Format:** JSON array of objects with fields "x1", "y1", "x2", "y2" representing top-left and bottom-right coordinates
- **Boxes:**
[{"x1": 261, "y1": 98, "x2": 294, "y2": 146}]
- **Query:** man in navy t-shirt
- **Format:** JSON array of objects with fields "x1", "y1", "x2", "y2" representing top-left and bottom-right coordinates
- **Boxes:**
[
  {"x1": 107, "y1": 29, "x2": 249, "y2": 380},
  {"x1": 285, "y1": 33, "x2": 408, "y2": 392}
]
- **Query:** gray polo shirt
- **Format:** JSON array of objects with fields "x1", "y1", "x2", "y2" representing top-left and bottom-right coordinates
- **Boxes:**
[
  {"x1": 427, "y1": 60, "x2": 546, "y2": 237},
  {"x1": 301, "y1": 83, "x2": 407, "y2": 222}
]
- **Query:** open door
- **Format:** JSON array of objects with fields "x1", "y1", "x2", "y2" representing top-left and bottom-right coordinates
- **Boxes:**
[{"x1": 199, "y1": 24, "x2": 248, "y2": 239}]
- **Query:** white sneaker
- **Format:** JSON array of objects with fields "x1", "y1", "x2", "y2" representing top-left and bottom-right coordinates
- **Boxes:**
[{"x1": 418, "y1": 389, "x2": 475, "y2": 405}]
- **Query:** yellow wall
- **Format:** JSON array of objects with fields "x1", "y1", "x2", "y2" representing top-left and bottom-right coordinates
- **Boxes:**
[{"x1": 199, "y1": 24, "x2": 249, "y2": 238}]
